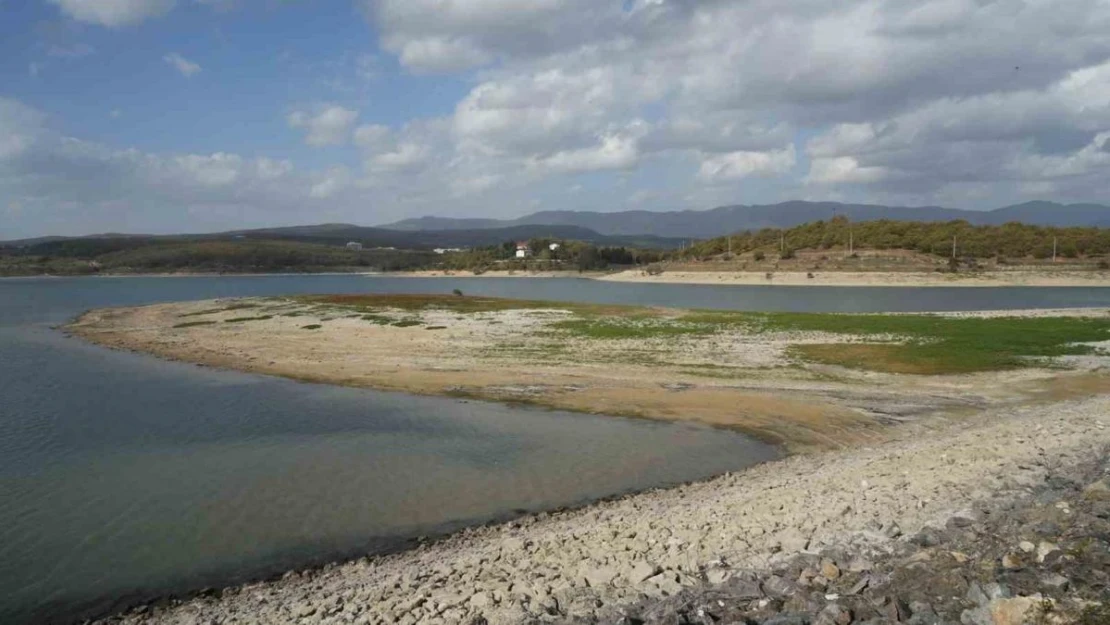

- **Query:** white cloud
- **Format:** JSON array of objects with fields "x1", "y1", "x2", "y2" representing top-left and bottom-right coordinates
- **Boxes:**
[
  {"x1": 0, "y1": 97, "x2": 319, "y2": 237},
  {"x1": 48, "y1": 0, "x2": 176, "y2": 27},
  {"x1": 368, "y1": 143, "x2": 429, "y2": 173},
  {"x1": 806, "y1": 157, "x2": 888, "y2": 184},
  {"x1": 287, "y1": 106, "x2": 359, "y2": 147},
  {"x1": 163, "y1": 53, "x2": 201, "y2": 77},
  {"x1": 530, "y1": 133, "x2": 640, "y2": 174},
  {"x1": 698, "y1": 145, "x2": 798, "y2": 182},
  {"x1": 310, "y1": 167, "x2": 351, "y2": 198}
]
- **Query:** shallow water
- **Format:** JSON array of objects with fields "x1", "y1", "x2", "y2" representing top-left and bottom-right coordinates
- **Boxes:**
[{"x1": 2, "y1": 275, "x2": 1109, "y2": 624}]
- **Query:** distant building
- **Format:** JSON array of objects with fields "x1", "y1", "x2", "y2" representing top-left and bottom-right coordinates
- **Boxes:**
[
  {"x1": 345, "y1": 242, "x2": 363, "y2": 251},
  {"x1": 434, "y1": 247, "x2": 465, "y2": 255},
  {"x1": 549, "y1": 243, "x2": 561, "y2": 251},
  {"x1": 515, "y1": 242, "x2": 532, "y2": 258}
]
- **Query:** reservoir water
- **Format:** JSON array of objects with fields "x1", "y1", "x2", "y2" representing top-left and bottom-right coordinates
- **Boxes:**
[{"x1": 3, "y1": 275, "x2": 1110, "y2": 624}]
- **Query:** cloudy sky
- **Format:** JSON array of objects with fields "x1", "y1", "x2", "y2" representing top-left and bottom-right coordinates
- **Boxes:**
[{"x1": 2, "y1": 0, "x2": 1109, "y2": 238}]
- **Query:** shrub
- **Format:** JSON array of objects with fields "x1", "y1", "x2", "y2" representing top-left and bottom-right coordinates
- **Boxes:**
[
  {"x1": 645, "y1": 264, "x2": 665, "y2": 276},
  {"x1": 781, "y1": 248, "x2": 796, "y2": 260},
  {"x1": 753, "y1": 251, "x2": 766, "y2": 261},
  {"x1": 452, "y1": 288, "x2": 463, "y2": 296},
  {"x1": 301, "y1": 324, "x2": 322, "y2": 330},
  {"x1": 807, "y1": 272, "x2": 815, "y2": 279},
  {"x1": 1098, "y1": 260, "x2": 1109, "y2": 271}
]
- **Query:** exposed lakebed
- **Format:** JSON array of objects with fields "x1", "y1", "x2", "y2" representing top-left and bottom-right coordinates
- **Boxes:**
[{"x1": 4, "y1": 275, "x2": 1110, "y2": 624}]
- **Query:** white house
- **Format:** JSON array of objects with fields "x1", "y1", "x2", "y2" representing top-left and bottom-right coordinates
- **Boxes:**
[
  {"x1": 515, "y1": 242, "x2": 532, "y2": 258},
  {"x1": 549, "y1": 243, "x2": 560, "y2": 251},
  {"x1": 346, "y1": 242, "x2": 363, "y2": 251}
]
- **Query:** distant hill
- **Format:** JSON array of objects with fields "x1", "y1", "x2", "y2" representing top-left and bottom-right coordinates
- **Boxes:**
[
  {"x1": 382, "y1": 201, "x2": 1110, "y2": 239},
  {"x1": 2, "y1": 223, "x2": 685, "y2": 251}
]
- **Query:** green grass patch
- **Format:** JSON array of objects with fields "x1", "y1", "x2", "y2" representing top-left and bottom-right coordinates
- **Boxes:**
[
  {"x1": 173, "y1": 320, "x2": 217, "y2": 328},
  {"x1": 762, "y1": 313, "x2": 1110, "y2": 374},
  {"x1": 224, "y1": 315, "x2": 273, "y2": 323},
  {"x1": 425, "y1": 325, "x2": 447, "y2": 330},
  {"x1": 301, "y1": 324, "x2": 322, "y2": 330},
  {"x1": 391, "y1": 319, "x2": 424, "y2": 328},
  {"x1": 361, "y1": 314, "x2": 393, "y2": 325},
  {"x1": 177, "y1": 307, "x2": 227, "y2": 318}
]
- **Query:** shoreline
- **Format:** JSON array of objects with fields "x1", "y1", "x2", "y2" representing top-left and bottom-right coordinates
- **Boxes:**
[
  {"x1": 91, "y1": 393, "x2": 1110, "y2": 625},
  {"x1": 7, "y1": 268, "x2": 1110, "y2": 288},
  {"x1": 596, "y1": 268, "x2": 1110, "y2": 288}
]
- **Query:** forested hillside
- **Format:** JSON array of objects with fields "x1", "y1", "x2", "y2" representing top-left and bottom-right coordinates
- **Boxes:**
[{"x1": 682, "y1": 218, "x2": 1110, "y2": 260}]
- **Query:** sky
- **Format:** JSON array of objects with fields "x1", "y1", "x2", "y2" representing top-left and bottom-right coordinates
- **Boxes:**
[{"x1": 2, "y1": 0, "x2": 1109, "y2": 238}]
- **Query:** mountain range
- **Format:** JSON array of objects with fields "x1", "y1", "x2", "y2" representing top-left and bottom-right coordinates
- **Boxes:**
[
  {"x1": 382, "y1": 201, "x2": 1110, "y2": 239},
  {"x1": 2, "y1": 223, "x2": 685, "y2": 252}
]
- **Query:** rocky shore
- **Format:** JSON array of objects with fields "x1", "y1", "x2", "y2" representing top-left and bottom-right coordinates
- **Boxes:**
[{"x1": 92, "y1": 393, "x2": 1110, "y2": 625}]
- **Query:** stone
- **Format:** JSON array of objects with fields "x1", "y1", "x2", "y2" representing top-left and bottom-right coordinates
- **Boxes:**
[
  {"x1": 705, "y1": 567, "x2": 732, "y2": 585},
  {"x1": 1036, "y1": 542, "x2": 1059, "y2": 563},
  {"x1": 845, "y1": 556, "x2": 874, "y2": 572},
  {"x1": 819, "y1": 559, "x2": 841, "y2": 580},
  {"x1": 730, "y1": 579, "x2": 765, "y2": 601},
  {"x1": 583, "y1": 566, "x2": 618, "y2": 589},
  {"x1": 989, "y1": 596, "x2": 1044, "y2": 625},
  {"x1": 1040, "y1": 573, "x2": 1069, "y2": 591},
  {"x1": 648, "y1": 575, "x2": 684, "y2": 597},
  {"x1": 763, "y1": 575, "x2": 795, "y2": 598},
  {"x1": 1001, "y1": 553, "x2": 1023, "y2": 569},
  {"x1": 883, "y1": 597, "x2": 913, "y2": 622},
  {"x1": 1083, "y1": 479, "x2": 1110, "y2": 501},
  {"x1": 817, "y1": 604, "x2": 853, "y2": 625},
  {"x1": 846, "y1": 576, "x2": 870, "y2": 596},
  {"x1": 1018, "y1": 541, "x2": 1036, "y2": 553},
  {"x1": 630, "y1": 561, "x2": 661, "y2": 584},
  {"x1": 467, "y1": 593, "x2": 492, "y2": 609}
]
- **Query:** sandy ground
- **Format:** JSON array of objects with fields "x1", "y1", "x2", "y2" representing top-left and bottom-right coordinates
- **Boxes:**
[
  {"x1": 92, "y1": 391, "x2": 1110, "y2": 625},
  {"x1": 66, "y1": 298, "x2": 1110, "y2": 451},
  {"x1": 596, "y1": 269, "x2": 1110, "y2": 288}
]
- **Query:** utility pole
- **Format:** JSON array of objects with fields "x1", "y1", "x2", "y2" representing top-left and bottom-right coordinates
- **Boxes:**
[
  {"x1": 1053, "y1": 237, "x2": 1058, "y2": 263},
  {"x1": 728, "y1": 236, "x2": 732, "y2": 257},
  {"x1": 952, "y1": 235, "x2": 957, "y2": 259},
  {"x1": 780, "y1": 233, "x2": 785, "y2": 255},
  {"x1": 849, "y1": 228, "x2": 854, "y2": 255}
]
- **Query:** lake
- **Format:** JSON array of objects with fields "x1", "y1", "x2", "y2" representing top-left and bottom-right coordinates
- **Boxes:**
[{"x1": 3, "y1": 275, "x2": 1110, "y2": 624}]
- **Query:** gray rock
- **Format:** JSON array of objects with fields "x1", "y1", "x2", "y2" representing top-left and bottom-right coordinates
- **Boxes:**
[
  {"x1": 1040, "y1": 573, "x2": 1069, "y2": 591},
  {"x1": 814, "y1": 603, "x2": 852, "y2": 625},
  {"x1": 763, "y1": 575, "x2": 796, "y2": 598},
  {"x1": 293, "y1": 603, "x2": 317, "y2": 618}
]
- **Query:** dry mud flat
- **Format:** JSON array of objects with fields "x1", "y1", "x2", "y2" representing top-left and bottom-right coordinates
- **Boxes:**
[
  {"x1": 596, "y1": 270, "x2": 1110, "y2": 288},
  {"x1": 92, "y1": 395, "x2": 1110, "y2": 625}
]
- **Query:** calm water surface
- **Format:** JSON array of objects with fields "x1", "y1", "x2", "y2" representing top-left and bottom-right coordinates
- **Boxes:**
[{"x1": 3, "y1": 275, "x2": 1110, "y2": 624}]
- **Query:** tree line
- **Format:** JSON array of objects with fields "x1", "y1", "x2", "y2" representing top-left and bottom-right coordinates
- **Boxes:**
[{"x1": 680, "y1": 217, "x2": 1110, "y2": 260}]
